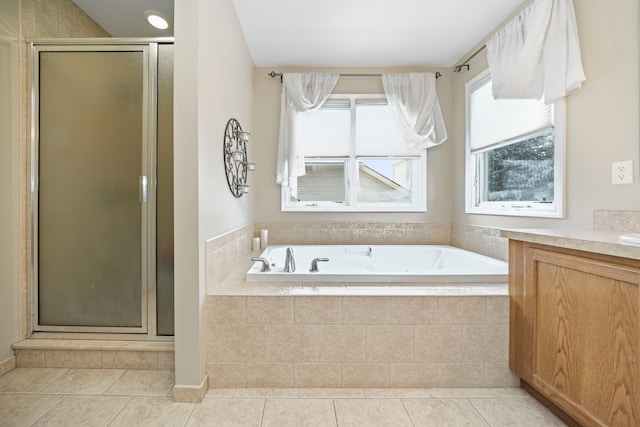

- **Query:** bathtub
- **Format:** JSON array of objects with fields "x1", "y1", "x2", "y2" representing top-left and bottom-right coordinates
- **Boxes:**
[{"x1": 246, "y1": 245, "x2": 507, "y2": 283}]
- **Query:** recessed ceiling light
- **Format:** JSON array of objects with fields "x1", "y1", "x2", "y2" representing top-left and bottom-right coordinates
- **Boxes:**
[{"x1": 144, "y1": 10, "x2": 170, "y2": 30}]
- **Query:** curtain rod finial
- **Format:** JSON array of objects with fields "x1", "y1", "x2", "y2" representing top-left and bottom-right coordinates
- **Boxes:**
[{"x1": 268, "y1": 71, "x2": 283, "y2": 82}]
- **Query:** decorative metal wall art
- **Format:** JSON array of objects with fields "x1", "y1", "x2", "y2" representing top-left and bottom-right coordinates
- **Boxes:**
[{"x1": 223, "y1": 118, "x2": 255, "y2": 197}]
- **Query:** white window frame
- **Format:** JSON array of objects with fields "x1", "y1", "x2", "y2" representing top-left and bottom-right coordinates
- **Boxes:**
[
  {"x1": 282, "y1": 94, "x2": 427, "y2": 213},
  {"x1": 465, "y1": 69, "x2": 565, "y2": 218}
]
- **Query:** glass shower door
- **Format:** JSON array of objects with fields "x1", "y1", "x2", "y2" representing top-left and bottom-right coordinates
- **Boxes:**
[{"x1": 35, "y1": 46, "x2": 151, "y2": 332}]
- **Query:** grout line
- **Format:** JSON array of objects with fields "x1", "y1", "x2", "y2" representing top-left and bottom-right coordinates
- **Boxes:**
[
  {"x1": 293, "y1": 296, "x2": 298, "y2": 324},
  {"x1": 182, "y1": 397, "x2": 199, "y2": 427},
  {"x1": 37, "y1": 367, "x2": 70, "y2": 393},
  {"x1": 412, "y1": 324, "x2": 416, "y2": 365},
  {"x1": 102, "y1": 369, "x2": 129, "y2": 395},
  {"x1": 467, "y1": 397, "x2": 495, "y2": 426},
  {"x1": 291, "y1": 361, "x2": 297, "y2": 389},
  {"x1": 28, "y1": 394, "x2": 68, "y2": 427},
  {"x1": 399, "y1": 397, "x2": 417, "y2": 427},
  {"x1": 331, "y1": 398, "x2": 339, "y2": 427},
  {"x1": 387, "y1": 362, "x2": 391, "y2": 388},
  {"x1": 105, "y1": 395, "x2": 133, "y2": 427},
  {"x1": 258, "y1": 397, "x2": 267, "y2": 427},
  {"x1": 243, "y1": 295, "x2": 248, "y2": 324}
]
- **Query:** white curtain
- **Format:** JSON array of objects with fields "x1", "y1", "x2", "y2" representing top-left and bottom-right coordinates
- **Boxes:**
[
  {"x1": 486, "y1": 0, "x2": 585, "y2": 104},
  {"x1": 276, "y1": 72, "x2": 339, "y2": 198},
  {"x1": 381, "y1": 72, "x2": 447, "y2": 150}
]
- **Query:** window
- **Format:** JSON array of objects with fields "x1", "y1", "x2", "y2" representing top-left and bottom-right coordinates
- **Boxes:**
[
  {"x1": 465, "y1": 70, "x2": 564, "y2": 218},
  {"x1": 282, "y1": 94, "x2": 426, "y2": 212}
]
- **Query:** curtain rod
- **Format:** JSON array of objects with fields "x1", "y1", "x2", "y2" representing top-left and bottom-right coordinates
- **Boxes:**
[
  {"x1": 453, "y1": 44, "x2": 487, "y2": 73},
  {"x1": 268, "y1": 71, "x2": 442, "y2": 81}
]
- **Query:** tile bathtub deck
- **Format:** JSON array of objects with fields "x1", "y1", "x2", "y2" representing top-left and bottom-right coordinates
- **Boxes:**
[{"x1": 0, "y1": 368, "x2": 567, "y2": 426}]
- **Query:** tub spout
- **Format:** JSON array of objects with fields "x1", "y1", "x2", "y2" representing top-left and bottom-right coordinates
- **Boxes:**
[
  {"x1": 309, "y1": 258, "x2": 329, "y2": 273},
  {"x1": 284, "y1": 247, "x2": 296, "y2": 272},
  {"x1": 251, "y1": 257, "x2": 271, "y2": 272}
]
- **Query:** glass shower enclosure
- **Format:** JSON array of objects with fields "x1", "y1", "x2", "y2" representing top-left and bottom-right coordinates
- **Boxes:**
[{"x1": 31, "y1": 39, "x2": 174, "y2": 336}]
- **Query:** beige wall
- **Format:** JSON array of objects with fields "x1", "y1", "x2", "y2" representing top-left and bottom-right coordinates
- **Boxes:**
[
  {"x1": 0, "y1": 0, "x2": 21, "y2": 363},
  {"x1": 173, "y1": 0, "x2": 255, "y2": 394},
  {"x1": 253, "y1": 66, "x2": 452, "y2": 224},
  {"x1": 452, "y1": 0, "x2": 640, "y2": 230},
  {"x1": 253, "y1": 0, "x2": 639, "y2": 231}
]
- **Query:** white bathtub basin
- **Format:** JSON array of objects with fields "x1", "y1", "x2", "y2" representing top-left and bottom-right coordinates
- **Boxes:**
[{"x1": 247, "y1": 245, "x2": 508, "y2": 283}]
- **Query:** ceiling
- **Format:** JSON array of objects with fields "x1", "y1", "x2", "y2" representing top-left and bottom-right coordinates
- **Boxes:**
[
  {"x1": 73, "y1": 0, "x2": 527, "y2": 68},
  {"x1": 72, "y1": 0, "x2": 174, "y2": 38}
]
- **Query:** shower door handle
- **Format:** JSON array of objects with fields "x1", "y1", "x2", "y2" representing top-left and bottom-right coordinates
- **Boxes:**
[{"x1": 139, "y1": 175, "x2": 148, "y2": 203}]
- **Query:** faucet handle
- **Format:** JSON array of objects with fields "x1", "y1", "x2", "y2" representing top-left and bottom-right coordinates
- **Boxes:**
[
  {"x1": 309, "y1": 258, "x2": 330, "y2": 273},
  {"x1": 251, "y1": 257, "x2": 271, "y2": 272}
]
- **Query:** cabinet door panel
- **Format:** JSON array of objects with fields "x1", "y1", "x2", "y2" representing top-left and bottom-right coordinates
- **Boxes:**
[{"x1": 525, "y1": 248, "x2": 639, "y2": 427}]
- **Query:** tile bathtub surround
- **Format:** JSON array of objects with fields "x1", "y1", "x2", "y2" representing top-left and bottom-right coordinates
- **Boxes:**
[
  {"x1": 206, "y1": 224, "x2": 255, "y2": 289},
  {"x1": 0, "y1": 368, "x2": 566, "y2": 426},
  {"x1": 206, "y1": 295, "x2": 517, "y2": 389},
  {"x1": 206, "y1": 222, "x2": 510, "y2": 291},
  {"x1": 246, "y1": 222, "x2": 504, "y2": 259},
  {"x1": 594, "y1": 210, "x2": 640, "y2": 231},
  {"x1": 452, "y1": 224, "x2": 508, "y2": 261},
  {"x1": 254, "y1": 222, "x2": 452, "y2": 246}
]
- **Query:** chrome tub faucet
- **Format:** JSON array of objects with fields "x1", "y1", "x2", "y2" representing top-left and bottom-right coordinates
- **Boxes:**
[
  {"x1": 284, "y1": 247, "x2": 296, "y2": 272},
  {"x1": 251, "y1": 257, "x2": 271, "y2": 272}
]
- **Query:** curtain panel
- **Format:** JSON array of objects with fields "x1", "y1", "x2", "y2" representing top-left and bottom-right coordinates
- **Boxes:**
[
  {"x1": 486, "y1": 0, "x2": 585, "y2": 103},
  {"x1": 276, "y1": 72, "x2": 338, "y2": 198},
  {"x1": 382, "y1": 72, "x2": 447, "y2": 149}
]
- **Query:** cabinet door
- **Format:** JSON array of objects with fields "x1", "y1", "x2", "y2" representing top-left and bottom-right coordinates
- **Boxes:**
[{"x1": 524, "y1": 247, "x2": 639, "y2": 427}]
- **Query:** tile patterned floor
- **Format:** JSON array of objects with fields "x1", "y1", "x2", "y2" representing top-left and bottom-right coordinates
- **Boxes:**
[{"x1": 0, "y1": 368, "x2": 568, "y2": 426}]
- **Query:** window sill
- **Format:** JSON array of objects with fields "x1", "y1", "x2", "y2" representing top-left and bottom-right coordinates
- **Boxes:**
[
  {"x1": 280, "y1": 205, "x2": 427, "y2": 213},
  {"x1": 282, "y1": 206, "x2": 427, "y2": 213},
  {"x1": 465, "y1": 205, "x2": 564, "y2": 219}
]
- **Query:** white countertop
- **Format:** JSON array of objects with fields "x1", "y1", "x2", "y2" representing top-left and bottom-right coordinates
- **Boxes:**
[{"x1": 500, "y1": 228, "x2": 640, "y2": 261}]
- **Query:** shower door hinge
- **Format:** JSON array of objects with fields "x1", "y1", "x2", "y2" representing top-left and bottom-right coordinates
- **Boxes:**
[{"x1": 139, "y1": 176, "x2": 148, "y2": 203}]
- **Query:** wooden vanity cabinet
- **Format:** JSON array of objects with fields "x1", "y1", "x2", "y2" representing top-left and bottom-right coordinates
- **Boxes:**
[{"x1": 509, "y1": 241, "x2": 640, "y2": 427}]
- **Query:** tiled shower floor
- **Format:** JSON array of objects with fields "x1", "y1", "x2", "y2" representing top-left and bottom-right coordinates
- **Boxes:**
[{"x1": 0, "y1": 368, "x2": 567, "y2": 426}]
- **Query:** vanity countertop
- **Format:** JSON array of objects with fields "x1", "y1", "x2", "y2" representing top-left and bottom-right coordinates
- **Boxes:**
[{"x1": 500, "y1": 228, "x2": 640, "y2": 261}]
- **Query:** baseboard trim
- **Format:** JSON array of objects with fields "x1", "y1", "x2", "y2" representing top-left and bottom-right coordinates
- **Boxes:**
[
  {"x1": 173, "y1": 374, "x2": 209, "y2": 403},
  {"x1": 0, "y1": 355, "x2": 16, "y2": 377}
]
